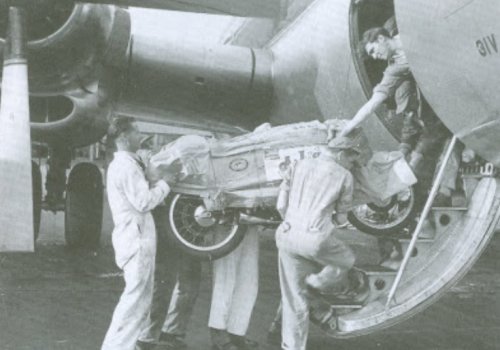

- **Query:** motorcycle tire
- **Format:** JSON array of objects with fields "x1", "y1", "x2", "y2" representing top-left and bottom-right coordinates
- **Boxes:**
[
  {"x1": 347, "y1": 186, "x2": 418, "y2": 236},
  {"x1": 165, "y1": 193, "x2": 247, "y2": 260}
]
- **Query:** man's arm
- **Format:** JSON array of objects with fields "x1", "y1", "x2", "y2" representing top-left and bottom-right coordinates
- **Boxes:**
[
  {"x1": 122, "y1": 166, "x2": 170, "y2": 213},
  {"x1": 338, "y1": 92, "x2": 387, "y2": 137}
]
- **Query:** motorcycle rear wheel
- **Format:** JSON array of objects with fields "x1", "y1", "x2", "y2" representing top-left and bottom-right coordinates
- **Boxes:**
[
  {"x1": 165, "y1": 194, "x2": 247, "y2": 260},
  {"x1": 347, "y1": 186, "x2": 417, "y2": 236}
]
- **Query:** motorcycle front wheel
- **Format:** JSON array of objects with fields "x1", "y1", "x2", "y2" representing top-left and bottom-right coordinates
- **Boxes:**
[{"x1": 165, "y1": 194, "x2": 247, "y2": 260}]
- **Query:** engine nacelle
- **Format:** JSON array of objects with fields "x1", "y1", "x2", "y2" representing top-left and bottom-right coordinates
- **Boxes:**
[
  {"x1": 0, "y1": 2, "x2": 130, "y2": 95},
  {"x1": 0, "y1": 2, "x2": 131, "y2": 148}
]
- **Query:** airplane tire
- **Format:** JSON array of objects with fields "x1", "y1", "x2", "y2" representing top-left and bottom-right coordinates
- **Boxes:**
[
  {"x1": 165, "y1": 194, "x2": 246, "y2": 260},
  {"x1": 65, "y1": 163, "x2": 103, "y2": 249},
  {"x1": 347, "y1": 186, "x2": 417, "y2": 236},
  {"x1": 32, "y1": 161, "x2": 42, "y2": 241}
]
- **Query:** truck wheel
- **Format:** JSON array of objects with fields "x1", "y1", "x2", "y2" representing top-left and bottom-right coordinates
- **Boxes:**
[
  {"x1": 165, "y1": 194, "x2": 246, "y2": 260},
  {"x1": 65, "y1": 163, "x2": 103, "y2": 248}
]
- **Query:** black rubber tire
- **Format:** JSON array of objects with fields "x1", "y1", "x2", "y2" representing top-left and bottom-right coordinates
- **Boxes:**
[
  {"x1": 164, "y1": 193, "x2": 246, "y2": 260},
  {"x1": 65, "y1": 163, "x2": 103, "y2": 248},
  {"x1": 347, "y1": 186, "x2": 418, "y2": 236},
  {"x1": 32, "y1": 161, "x2": 42, "y2": 241}
]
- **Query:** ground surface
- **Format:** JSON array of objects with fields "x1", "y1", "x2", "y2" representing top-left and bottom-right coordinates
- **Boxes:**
[{"x1": 0, "y1": 201, "x2": 499, "y2": 350}]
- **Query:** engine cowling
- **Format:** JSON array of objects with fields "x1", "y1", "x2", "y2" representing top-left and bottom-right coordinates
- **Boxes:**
[{"x1": 0, "y1": 2, "x2": 131, "y2": 147}]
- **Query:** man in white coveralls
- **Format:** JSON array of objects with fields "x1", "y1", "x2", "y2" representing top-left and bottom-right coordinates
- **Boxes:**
[
  {"x1": 275, "y1": 130, "x2": 369, "y2": 350},
  {"x1": 101, "y1": 116, "x2": 178, "y2": 350}
]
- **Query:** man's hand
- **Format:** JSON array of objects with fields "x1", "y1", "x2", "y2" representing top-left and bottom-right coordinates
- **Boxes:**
[
  {"x1": 325, "y1": 119, "x2": 348, "y2": 142},
  {"x1": 146, "y1": 164, "x2": 162, "y2": 183},
  {"x1": 162, "y1": 171, "x2": 178, "y2": 185},
  {"x1": 326, "y1": 124, "x2": 337, "y2": 142},
  {"x1": 162, "y1": 159, "x2": 183, "y2": 185}
]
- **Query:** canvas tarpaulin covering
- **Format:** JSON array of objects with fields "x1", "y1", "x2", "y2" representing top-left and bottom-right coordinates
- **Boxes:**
[{"x1": 148, "y1": 121, "x2": 417, "y2": 206}]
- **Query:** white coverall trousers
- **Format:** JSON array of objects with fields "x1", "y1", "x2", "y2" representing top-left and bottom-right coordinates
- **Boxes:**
[
  {"x1": 276, "y1": 226, "x2": 355, "y2": 350},
  {"x1": 101, "y1": 239, "x2": 156, "y2": 350},
  {"x1": 102, "y1": 151, "x2": 169, "y2": 350},
  {"x1": 208, "y1": 228, "x2": 260, "y2": 336}
]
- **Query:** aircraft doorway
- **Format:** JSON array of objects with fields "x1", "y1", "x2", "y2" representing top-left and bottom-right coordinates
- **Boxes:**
[{"x1": 350, "y1": 0, "x2": 407, "y2": 141}]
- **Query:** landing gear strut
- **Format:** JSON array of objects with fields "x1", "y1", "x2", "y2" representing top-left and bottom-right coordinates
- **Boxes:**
[
  {"x1": 32, "y1": 160, "x2": 42, "y2": 241},
  {"x1": 43, "y1": 146, "x2": 103, "y2": 248},
  {"x1": 44, "y1": 146, "x2": 71, "y2": 211}
]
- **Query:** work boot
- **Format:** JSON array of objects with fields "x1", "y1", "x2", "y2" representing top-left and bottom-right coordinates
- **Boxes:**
[
  {"x1": 210, "y1": 328, "x2": 238, "y2": 350},
  {"x1": 337, "y1": 270, "x2": 370, "y2": 304},
  {"x1": 309, "y1": 306, "x2": 337, "y2": 332},
  {"x1": 307, "y1": 270, "x2": 370, "y2": 305},
  {"x1": 158, "y1": 332, "x2": 187, "y2": 349}
]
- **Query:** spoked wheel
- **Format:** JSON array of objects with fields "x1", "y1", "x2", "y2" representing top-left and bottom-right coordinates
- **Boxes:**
[
  {"x1": 348, "y1": 186, "x2": 417, "y2": 236},
  {"x1": 165, "y1": 194, "x2": 246, "y2": 260}
]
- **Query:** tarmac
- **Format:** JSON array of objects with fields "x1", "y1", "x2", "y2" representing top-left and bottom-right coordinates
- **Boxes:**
[{"x1": 0, "y1": 199, "x2": 499, "y2": 350}]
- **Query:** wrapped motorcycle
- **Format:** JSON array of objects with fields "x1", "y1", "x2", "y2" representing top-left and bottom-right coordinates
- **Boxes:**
[{"x1": 147, "y1": 120, "x2": 417, "y2": 260}]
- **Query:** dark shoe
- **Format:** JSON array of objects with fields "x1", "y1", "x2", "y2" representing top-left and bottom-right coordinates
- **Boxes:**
[
  {"x1": 135, "y1": 340, "x2": 157, "y2": 350},
  {"x1": 229, "y1": 333, "x2": 259, "y2": 349},
  {"x1": 158, "y1": 332, "x2": 187, "y2": 349},
  {"x1": 433, "y1": 193, "x2": 452, "y2": 207},
  {"x1": 309, "y1": 307, "x2": 337, "y2": 333},
  {"x1": 210, "y1": 328, "x2": 238, "y2": 350},
  {"x1": 267, "y1": 320, "x2": 282, "y2": 345},
  {"x1": 345, "y1": 270, "x2": 370, "y2": 304}
]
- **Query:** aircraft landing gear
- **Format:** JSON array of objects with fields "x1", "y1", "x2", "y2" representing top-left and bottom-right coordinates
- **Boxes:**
[
  {"x1": 43, "y1": 146, "x2": 103, "y2": 248},
  {"x1": 65, "y1": 163, "x2": 103, "y2": 249},
  {"x1": 32, "y1": 161, "x2": 42, "y2": 241}
]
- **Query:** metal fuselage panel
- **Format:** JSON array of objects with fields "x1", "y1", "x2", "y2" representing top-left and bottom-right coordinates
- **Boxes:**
[{"x1": 395, "y1": 0, "x2": 500, "y2": 165}]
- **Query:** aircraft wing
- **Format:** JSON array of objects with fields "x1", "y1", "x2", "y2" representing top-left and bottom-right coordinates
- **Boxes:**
[{"x1": 85, "y1": 0, "x2": 283, "y2": 18}]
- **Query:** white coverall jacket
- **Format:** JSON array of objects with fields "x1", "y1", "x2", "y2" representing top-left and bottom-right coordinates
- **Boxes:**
[
  {"x1": 276, "y1": 154, "x2": 356, "y2": 350},
  {"x1": 102, "y1": 151, "x2": 170, "y2": 350}
]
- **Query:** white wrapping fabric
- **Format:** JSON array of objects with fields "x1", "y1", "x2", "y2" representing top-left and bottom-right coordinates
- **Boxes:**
[{"x1": 147, "y1": 122, "x2": 417, "y2": 206}]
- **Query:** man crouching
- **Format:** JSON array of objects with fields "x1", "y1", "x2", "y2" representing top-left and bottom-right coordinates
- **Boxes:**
[{"x1": 275, "y1": 129, "x2": 369, "y2": 350}]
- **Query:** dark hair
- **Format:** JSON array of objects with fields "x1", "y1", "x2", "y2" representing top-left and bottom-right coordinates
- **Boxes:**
[
  {"x1": 108, "y1": 116, "x2": 135, "y2": 141},
  {"x1": 359, "y1": 27, "x2": 390, "y2": 59}
]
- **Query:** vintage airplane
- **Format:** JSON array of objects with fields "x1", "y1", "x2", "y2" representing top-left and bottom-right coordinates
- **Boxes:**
[{"x1": 0, "y1": 0, "x2": 499, "y2": 339}]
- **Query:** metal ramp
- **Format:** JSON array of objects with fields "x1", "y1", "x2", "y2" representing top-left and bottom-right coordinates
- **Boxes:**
[{"x1": 320, "y1": 144, "x2": 500, "y2": 337}]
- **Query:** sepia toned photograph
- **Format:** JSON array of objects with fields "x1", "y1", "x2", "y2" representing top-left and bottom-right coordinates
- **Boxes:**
[{"x1": 0, "y1": 1, "x2": 499, "y2": 349}]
